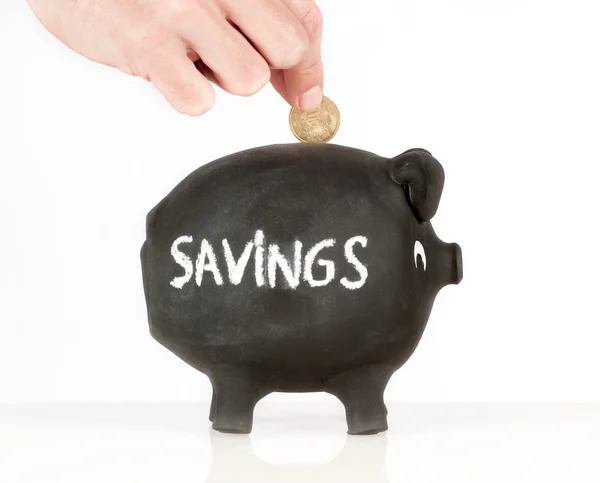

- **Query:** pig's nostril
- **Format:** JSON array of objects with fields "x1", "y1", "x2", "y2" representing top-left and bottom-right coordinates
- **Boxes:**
[{"x1": 453, "y1": 243, "x2": 463, "y2": 284}]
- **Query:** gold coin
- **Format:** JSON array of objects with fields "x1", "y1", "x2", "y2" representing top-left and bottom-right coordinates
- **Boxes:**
[{"x1": 289, "y1": 96, "x2": 340, "y2": 143}]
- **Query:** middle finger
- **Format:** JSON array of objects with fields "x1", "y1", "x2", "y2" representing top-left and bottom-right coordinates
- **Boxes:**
[
  {"x1": 221, "y1": 0, "x2": 309, "y2": 69},
  {"x1": 181, "y1": 4, "x2": 271, "y2": 96}
]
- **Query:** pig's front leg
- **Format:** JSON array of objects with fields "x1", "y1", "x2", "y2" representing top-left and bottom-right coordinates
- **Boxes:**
[
  {"x1": 209, "y1": 382, "x2": 217, "y2": 422},
  {"x1": 325, "y1": 365, "x2": 394, "y2": 435},
  {"x1": 209, "y1": 365, "x2": 269, "y2": 434}
]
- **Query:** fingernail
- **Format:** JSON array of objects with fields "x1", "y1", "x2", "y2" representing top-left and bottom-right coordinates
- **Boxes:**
[{"x1": 299, "y1": 85, "x2": 323, "y2": 111}]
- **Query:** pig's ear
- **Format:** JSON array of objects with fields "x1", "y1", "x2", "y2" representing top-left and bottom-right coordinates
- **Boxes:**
[{"x1": 390, "y1": 148, "x2": 445, "y2": 222}]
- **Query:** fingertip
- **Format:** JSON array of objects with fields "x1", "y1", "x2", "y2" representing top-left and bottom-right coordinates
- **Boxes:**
[
  {"x1": 299, "y1": 85, "x2": 323, "y2": 111},
  {"x1": 148, "y1": 54, "x2": 216, "y2": 116},
  {"x1": 154, "y1": 76, "x2": 216, "y2": 117},
  {"x1": 180, "y1": 90, "x2": 215, "y2": 117},
  {"x1": 284, "y1": 60, "x2": 324, "y2": 110}
]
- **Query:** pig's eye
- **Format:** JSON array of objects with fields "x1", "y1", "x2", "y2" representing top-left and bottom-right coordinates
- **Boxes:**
[{"x1": 414, "y1": 240, "x2": 427, "y2": 271}]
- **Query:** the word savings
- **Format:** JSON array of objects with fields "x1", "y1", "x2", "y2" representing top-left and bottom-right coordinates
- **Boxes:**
[{"x1": 169, "y1": 230, "x2": 368, "y2": 290}]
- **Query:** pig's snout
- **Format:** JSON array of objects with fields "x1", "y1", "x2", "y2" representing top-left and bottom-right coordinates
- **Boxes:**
[
  {"x1": 452, "y1": 243, "x2": 463, "y2": 285},
  {"x1": 440, "y1": 241, "x2": 463, "y2": 287}
]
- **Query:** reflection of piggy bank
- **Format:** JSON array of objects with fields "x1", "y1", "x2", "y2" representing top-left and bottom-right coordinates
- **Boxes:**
[
  {"x1": 141, "y1": 144, "x2": 463, "y2": 435},
  {"x1": 206, "y1": 430, "x2": 389, "y2": 483}
]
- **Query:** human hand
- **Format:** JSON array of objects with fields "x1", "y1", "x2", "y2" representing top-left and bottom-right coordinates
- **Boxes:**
[{"x1": 27, "y1": 0, "x2": 324, "y2": 116}]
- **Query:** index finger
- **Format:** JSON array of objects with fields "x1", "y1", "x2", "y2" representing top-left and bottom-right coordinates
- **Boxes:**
[{"x1": 271, "y1": 0, "x2": 324, "y2": 111}]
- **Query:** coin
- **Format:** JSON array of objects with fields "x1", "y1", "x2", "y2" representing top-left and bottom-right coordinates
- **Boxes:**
[{"x1": 289, "y1": 96, "x2": 340, "y2": 143}]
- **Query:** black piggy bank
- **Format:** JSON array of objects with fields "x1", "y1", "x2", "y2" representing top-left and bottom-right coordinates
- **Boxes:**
[{"x1": 141, "y1": 143, "x2": 462, "y2": 435}]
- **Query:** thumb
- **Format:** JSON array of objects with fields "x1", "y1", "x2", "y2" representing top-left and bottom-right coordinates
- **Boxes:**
[{"x1": 271, "y1": 2, "x2": 324, "y2": 111}]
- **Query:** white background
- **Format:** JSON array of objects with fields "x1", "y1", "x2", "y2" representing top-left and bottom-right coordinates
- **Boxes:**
[
  {"x1": 3, "y1": 402, "x2": 600, "y2": 482},
  {"x1": 1, "y1": 0, "x2": 599, "y2": 405}
]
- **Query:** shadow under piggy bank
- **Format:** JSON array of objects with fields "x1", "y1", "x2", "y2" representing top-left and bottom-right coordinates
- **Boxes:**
[
  {"x1": 206, "y1": 429, "x2": 389, "y2": 483},
  {"x1": 141, "y1": 143, "x2": 463, "y2": 435}
]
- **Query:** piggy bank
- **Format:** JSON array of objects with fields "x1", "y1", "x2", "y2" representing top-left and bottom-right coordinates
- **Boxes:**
[{"x1": 140, "y1": 143, "x2": 462, "y2": 435}]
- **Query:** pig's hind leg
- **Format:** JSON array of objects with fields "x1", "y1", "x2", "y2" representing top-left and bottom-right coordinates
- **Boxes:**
[
  {"x1": 208, "y1": 382, "x2": 217, "y2": 422},
  {"x1": 209, "y1": 365, "x2": 268, "y2": 434},
  {"x1": 325, "y1": 365, "x2": 393, "y2": 435}
]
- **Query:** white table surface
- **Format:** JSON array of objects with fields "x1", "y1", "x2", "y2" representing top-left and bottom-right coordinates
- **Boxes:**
[{"x1": 1, "y1": 402, "x2": 599, "y2": 482}]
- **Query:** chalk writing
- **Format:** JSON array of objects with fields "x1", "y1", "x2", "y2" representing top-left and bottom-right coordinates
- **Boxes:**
[{"x1": 170, "y1": 230, "x2": 369, "y2": 290}]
